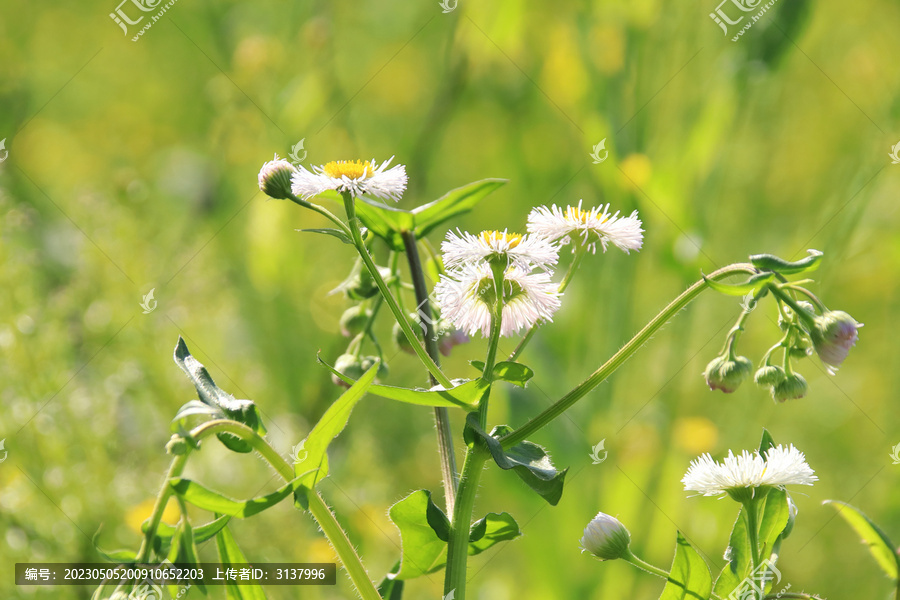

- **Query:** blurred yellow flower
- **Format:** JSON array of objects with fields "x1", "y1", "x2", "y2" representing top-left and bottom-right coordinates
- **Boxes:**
[
  {"x1": 674, "y1": 417, "x2": 719, "y2": 455},
  {"x1": 618, "y1": 153, "x2": 652, "y2": 189},
  {"x1": 125, "y1": 498, "x2": 180, "y2": 535}
]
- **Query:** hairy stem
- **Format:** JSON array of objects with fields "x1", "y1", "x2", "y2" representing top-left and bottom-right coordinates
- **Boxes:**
[
  {"x1": 188, "y1": 420, "x2": 381, "y2": 600},
  {"x1": 443, "y1": 446, "x2": 489, "y2": 599},
  {"x1": 499, "y1": 263, "x2": 758, "y2": 448},
  {"x1": 341, "y1": 193, "x2": 452, "y2": 387},
  {"x1": 400, "y1": 229, "x2": 459, "y2": 516}
]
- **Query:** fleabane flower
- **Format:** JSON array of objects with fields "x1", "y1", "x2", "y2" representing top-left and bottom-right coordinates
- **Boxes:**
[
  {"x1": 580, "y1": 512, "x2": 631, "y2": 561},
  {"x1": 258, "y1": 154, "x2": 297, "y2": 200},
  {"x1": 682, "y1": 444, "x2": 817, "y2": 500},
  {"x1": 441, "y1": 229, "x2": 559, "y2": 272},
  {"x1": 434, "y1": 264, "x2": 561, "y2": 337},
  {"x1": 291, "y1": 157, "x2": 408, "y2": 201},
  {"x1": 527, "y1": 201, "x2": 644, "y2": 254}
]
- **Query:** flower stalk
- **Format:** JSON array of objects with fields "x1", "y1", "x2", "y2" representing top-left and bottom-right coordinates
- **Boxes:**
[{"x1": 499, "y1": 263, "x2": 758, "y2": 448}]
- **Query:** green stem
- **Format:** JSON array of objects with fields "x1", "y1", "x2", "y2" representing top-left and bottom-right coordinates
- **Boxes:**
[
  {"x1": 499, "y1": 263, "x2": 758, "y2": 448},
  {"x1": 443, "y1": 446, "x2": 489, "y2": 599},
  {"x1": 508, "y1": 247, "x2": 585, "y2": 361},
  {"x1": 400, "y1": 229, "x2": 459, "y2": 517},
  {"x1": 768, "y1": 285, "x2": 816, "y2": 330},
  {"x1": 286, "y1": 193, "x2": 353, "y2": 237},
  {"x1": 743, "y1": 500, "x2": 762, "y2": 591},
  {"x1": 341, "y1": 193, "x2": 453, "y2": 388},
  {"x1": 624, "y1": 550, "x2": 672, "y2": 579},
  {"x1": 135, "y1": 453, "x2": 190, "y2": 563},
  {"x1": 188, "y1": 421, "x2": 382, "y2": 600},
  {"x1": 479, "y1": 262, "x2": 506, "y2": 428}
]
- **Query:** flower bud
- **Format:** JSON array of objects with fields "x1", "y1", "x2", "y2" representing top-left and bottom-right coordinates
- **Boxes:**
[
  {"x1": 580, "y1": 512, "x2": 631, "y2": 561},
  {"x1": 809, "y1": 310, "x2": 862, "y2": 372},
  {"x1": 771, "y1": 372, "x2": 808, "y2": 402},
  {"x1": 779, "y1": 301, "x2": 815, "y2": 331},
  {"x1": 332, "y1": 353, "x2": 364, "y2": 387},
  {"x1": 331, "y1": 353, "x2": 388, "y2": 387},
  {"x1": 340, "y1": 305, "x2": 372, "y2": 337},
  {"x1": 704, "y1": 355, "x2": 753, "y2": 393},
  {"x1": 257, "y1": 154, "x2": 296, "y2": 200},
  {"x1": 392, "y1": 314, "x2": 425, "y2": 355},
  {"x1": 754, "y1": 365, "x2": 786, "y2": 387},
  {"x1": 438, "y1": 328, "x2": 470, "y2": 357},
  {"x1": 789, "y1": 337, "x2": 812, "y2": 360}
]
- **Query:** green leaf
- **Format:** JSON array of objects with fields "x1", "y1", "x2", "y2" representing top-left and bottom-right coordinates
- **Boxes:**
[
  {"x1": 713, "y1": 489, "x2": 789, "y2": 596},
  {"x1": 177, "y1": 519, "x2": 207, "y2": 594},
  {"x1": 465, "y1": 416, "x2": 568, "y2": 506},
  {"x1": 758, "y1": 429, "x2": 776, "y2": 454},
  {"x1": 660, "y1": 532, "x2": 712, "y2": 600},
  {"x1": 354, "y1": 199, "x2": 413, "y2": 250},
  {"x1": 320, "y1": 354, "x2": 484, "y2": 409},
  {"x1": 385, "y1": 491, "x2": 521, "y2": 581},
  {"x1": 378, "y1": 567, "x2": 404, "y2": 600},
  {"x1": 490, "y1": 362, "x2": 534, "y2": 388},
  {"x1": 170, "y1": 477, "x2": 297, "y2": 518},
  {"x1": 702, "y1": 271, "x2": 775, "y2": 297},
  {"x1": 296, "y1": 227, "x2": 353, "y2": 245},
  {"x1": 468, "y1": 512, "x2": 521, "y2": 554},
  {"x1": 215, "y1": 526, "x2": 267, "y2": 600},
  {"x1": 92, "y1": 528, "x2": 138, "y2": 563},
  {"x1": 412, "y1": 179, "x2": 507, "y2": 239},
  {"x1": 173, "y1": 337, "x2": 266, "y2": 453},
  {"x1": 750, "y1": 249, "x2": 823, "y2": 275},
  {"x1": 823, "y1": 500, "x2": 899, "y2": 579},
  {"x1": 386, "y1": 490, "x2": 451, "y2": 580},
  {"x1": 294, "y1": 362, "x2": 379, "y2": 494},
  {"x1": 144, "y1": 514, "x2": 232, "y2": 556}
]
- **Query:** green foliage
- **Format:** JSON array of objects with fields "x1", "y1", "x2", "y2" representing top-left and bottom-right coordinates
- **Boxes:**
[
  {"x1": 659, "y1": 532, "x2": 711, "y2": 600},
  {"x1": 172, "y1": 338, "x2": 267, "y2": 453},
  {"x1": 169, "y1": 477, "x2": 298, "y2": 519},
  {"x1": 823, "y1": 500, "x2": 899, "y2": 580},
  {"x1": 215, "y1": 526, "x2": 268, "y2": 600},
  {"x1": 386, "y1": 490, "x2": 521, "y2": 580},
  {"x1": 465, "y1": 416, "x2": 567, "y2": 505}
]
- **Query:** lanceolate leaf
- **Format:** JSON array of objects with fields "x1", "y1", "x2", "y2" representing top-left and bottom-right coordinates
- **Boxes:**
[
  {"x1": 659, "y1": 532, "x2": 712, "y2": 600},
  {"x1": 378, "y1": 567, "x2": 404, "y2": 600},
  {"x1": 340, "y1": 180, "x2": 507, "y2": 250},
  {"x1": 294, "y1": 363, "x2": 379, "y2": 499},
  {"x1": 173, "y1": 338, "x2": 266, "y2": 453},
  {"x1": 144, "y1": 514, "x2": 232, "y2": 556},
  {"x1": 215, "y1": 526, "x2": 267, "y2": 600},
  {"x1": 411, "y1": 179, "x2": 507, "y2": 239},
  {"x1": 169, "y1": 477, "x2": 298, "y2": 518},
  {"x1": 823, "y1": 500, "x2": 899, "y2": 580},
  {"x1": 489, "y1": 362, "x2": 534, "y2": 388},
  {"x1": 702, "y1": 271, "x2": 775, "y2": 297},
  {"x1": 92, "y1": 528, "x2": 138, "y2": 563},
  {"x1": 465, "y1": 416, "x2": 567, "y2": 506},
  {"x1": 750, "y1": 249, "x2": 823, "y2": 275},
  {"x1": 320, "y1": 355, "x2": 484, "y2": 409},
  {"x1": 468, "y1": 512, "x2": 522, "y2": 554},
  {"x1": 296, "y1": 228, "x2": 353, "y2": 245}
]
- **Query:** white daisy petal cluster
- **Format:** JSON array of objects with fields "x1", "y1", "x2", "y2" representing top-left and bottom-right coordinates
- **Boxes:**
[
  {"x1": 442, "y1": 229, "x2": 559, "y2": 272},
  {"x1": 291, "y1": 157, "x2": 408, "y2": 202},
  {"x1": 527, "y1": 201, "x2": 644, "y2": 254},
  {"x1": 435, "y1": 264, "x2": 561, "y2": 337},
  {"x1": 434, "y1": 227, "x2": 563, "y2": 338},
  {"x1": 682, "y1": 444, "x2": 817, "y2": 498}
]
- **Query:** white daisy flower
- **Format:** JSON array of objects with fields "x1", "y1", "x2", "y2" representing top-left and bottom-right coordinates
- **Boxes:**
[
  {"x1": 527, "y1": 201, "x2": 644, "y2": 254},
  {"x1": 682, "y1": 444, "x2": 817, "y2": 499},
  {"x1": 291, "y1": 157, "x2": 408, "y2": 201},
  {"x1": 441, "y1": 229, "x2": 559, "y2": 272},
  {"x1": 434, "y1": 264, "x2": 562, "y2": 337}
]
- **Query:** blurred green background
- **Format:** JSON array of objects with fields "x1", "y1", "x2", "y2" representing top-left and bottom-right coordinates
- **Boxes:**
[{"x1": 2, "y1": 0, "x2": 900, "y2": 598}]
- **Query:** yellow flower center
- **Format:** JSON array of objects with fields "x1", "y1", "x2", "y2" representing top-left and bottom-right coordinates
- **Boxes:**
[
  {"x1": 565, "y1": 206, "x2": 608, "y2": 224},
  {"x1": 480, "y1": 230, "x2": 523, "y2": 248},
  {"x1": 322, "y1": 160, "x2": 375, "y2": 180}
]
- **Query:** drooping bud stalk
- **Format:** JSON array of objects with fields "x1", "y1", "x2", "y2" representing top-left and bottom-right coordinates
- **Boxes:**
[
  {"x1": 580, "y1": 512, "x2": 631, "y2": 561},
  {"x1": 257, "y1": 154, "x2": 297, "y2": 200}
]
